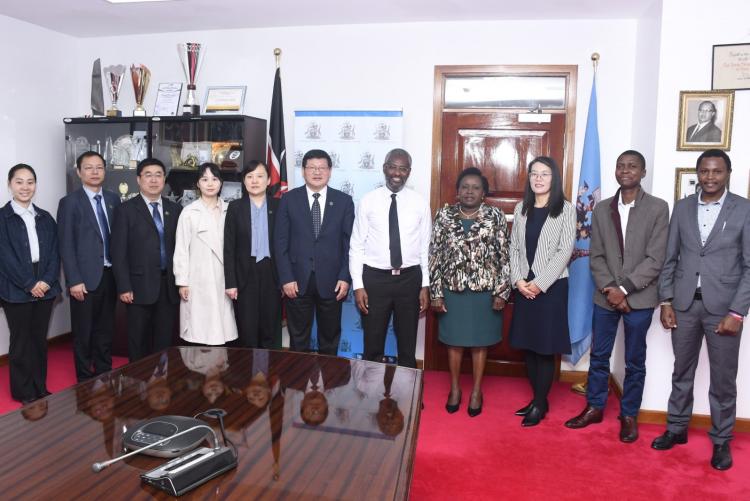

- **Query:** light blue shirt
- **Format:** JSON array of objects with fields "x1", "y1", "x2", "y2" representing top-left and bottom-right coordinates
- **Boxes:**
[
  {"x1": 696, "y1": 188, "x2": 727, "y2": 287},
  {"x1": 250, "y1": 198, "x2": 270, "y2": 261},
  {"x1": 83, "y1": 186, "x2": 111, "y2": 266}
]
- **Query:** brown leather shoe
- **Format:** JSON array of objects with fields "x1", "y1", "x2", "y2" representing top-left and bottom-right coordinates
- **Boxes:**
[
  {"x1": 618, "y1": 415, "x2": 638, "y2": 443},
  {"x1": 564, "y1": 405, "x2": 603, "y2": 429}
]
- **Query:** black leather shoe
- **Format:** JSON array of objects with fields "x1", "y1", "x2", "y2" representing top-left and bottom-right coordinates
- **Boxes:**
[
  {"x1": 515, "y1": 401, "x2": 534, "y2": 416},
  {"x1": 711, "y1": 443, "x2": 732, "y2": 470},
  {"x1": 564, "y1": 405, "x2": 603, "y2": 429},
  {"x1": 618, "y1": 416, "x2": 639, "y2": 443},
  {"x1": 651, "y1": 430, "x2": 688, "y2": 450},
  {"x1": 467, "y1": 392, "x2": 483, "y2": 418},
  {"x1": 445, "y1": 390, "x2": 461, "y2": 414},
  {"x1": 521, "y1": 405, "x2": 546, "y2": 427}
]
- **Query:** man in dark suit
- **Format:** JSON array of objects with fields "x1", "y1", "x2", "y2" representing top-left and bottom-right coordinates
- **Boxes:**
[
  {"x1": 58, "y1": 151, "x2": 120, "y2": 382},
  {"x1": 653, "y1": 149, "x2": 749, "y2": 471},
  {"x1": 685, "y1": 100, "x2": 722, "y2": 143},
  {"x1": 564, "y1": 150, "x2": 669, "y2": 442},
  {"x1": 111, "y1": 158, "x2": 181, "y2": 362},
  {"x1": 274, "y1": 149, "x2": 355, "y2": 356}
]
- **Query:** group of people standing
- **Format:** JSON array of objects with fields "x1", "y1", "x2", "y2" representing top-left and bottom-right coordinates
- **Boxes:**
[{"x1": 0, "y1": 144, "x2": 744, "y2": 471}]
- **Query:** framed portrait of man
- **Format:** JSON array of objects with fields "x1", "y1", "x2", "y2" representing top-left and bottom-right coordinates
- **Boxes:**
[
  {"x1": 676, "y1": 90, "x2": 734, "y2": 151},
  {"x1": 674, "y1": 167, "x2": 699, "y2": 203}
]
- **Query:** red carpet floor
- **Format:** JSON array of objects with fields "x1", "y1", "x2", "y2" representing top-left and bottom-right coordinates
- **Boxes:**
[
  {"x1": 412, "y1": 371, "x2": 749, "y2": 500},
  {"x1": 1, "y1": 346, "x2": 748, "y2": 499}
]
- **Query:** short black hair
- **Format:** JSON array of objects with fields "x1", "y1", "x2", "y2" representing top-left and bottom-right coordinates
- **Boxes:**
[
  {"x1": 8, "y1": 163, "x2": 36, "y2": 182},
  {"x1": 195, "y1": 162, "x2": 223, "y2": 194},
  {"x1": 617, "y1": 150, "x2": 646, "y2": 170},
  {"x1": 302, "y1": 149, "x2": 332, "y2": 169},
  {"x1": 456, "y1": 167, "x2": 489, "y2": 194},
  {"x1": 136, "y1": 157, "x2": 166, "y2": 176},
  {"x1": 384, "y1": 148, "x2": 412, "y2": 168},
  {"x1": 242, "y1": 160, "x2": 270, "y2": 179},
  {"x1": 696, "y1": 149, "x2": 731, "y2": 171},
  {"x1": 76, "y1": 151, "x2": 105, "y2": 170},
  {"x1": 521, "y1": 156, "x2": 566, "y2": 218}
]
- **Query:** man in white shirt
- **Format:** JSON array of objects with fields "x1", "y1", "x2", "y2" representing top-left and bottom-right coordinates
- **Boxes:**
[{"x1": 349, "y1": 149, "x2": 431, "y2": 368}]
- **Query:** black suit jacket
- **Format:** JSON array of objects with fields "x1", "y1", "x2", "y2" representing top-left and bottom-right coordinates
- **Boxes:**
[
  {"x1": 111, "y1": 196, "x2": 181, "y2": 305},
  {"x1": 57, "y1": 188, "x2": 120, "y2": 290},
  {"x1": 274, "y1": 186, "x2": 354, "y2": 299},
  {"x1": 224, "y1": 195, "x2": 279, "y2": 291}
]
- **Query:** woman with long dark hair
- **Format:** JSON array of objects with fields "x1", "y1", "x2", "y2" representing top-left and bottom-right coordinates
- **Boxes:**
[
  {"x1": 0, "y1": 164, "x2": 61, "y2": 404},
  {"x1": 508, "y1": 156, "x2": 575, "y2": 426}
]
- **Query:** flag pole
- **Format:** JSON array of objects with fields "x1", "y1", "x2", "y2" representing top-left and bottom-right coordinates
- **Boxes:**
[
  {"x1": 591, "y1": 52, "x2": 599, "y2": 74},
  {"x1": 274, "y1": 48, "x2": 282, "y2": 69}
]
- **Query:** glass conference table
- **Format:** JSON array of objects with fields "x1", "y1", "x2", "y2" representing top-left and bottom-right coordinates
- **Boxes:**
[{"x1": 0, "y1": 347, "x2": 423, "y2": 500}]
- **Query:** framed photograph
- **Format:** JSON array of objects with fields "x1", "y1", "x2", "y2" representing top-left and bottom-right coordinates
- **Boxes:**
[
  {"x1": 712, "y1": 43, "x2": 750, "y2": 91},
  {"x1": 676, "y1": 90, "x2": 734, "y2": 151},
  {"x1": 674, "y1": 168, "x2": 699, "y2": 202},
  {"x1": 203, "y1": 86, "x2": 246, "y2": 114},
  {"x1": 153, "y1": 82, "x2": 183, "y2": 116}
]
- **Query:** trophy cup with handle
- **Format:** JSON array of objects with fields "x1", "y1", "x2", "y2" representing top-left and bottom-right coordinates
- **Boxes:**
[
  {"x1": 130, "y1": 64, "x2": 151, "y2": 116},
  {"x1": 178, "y1": 43, "x2": 204, "y2": 116},
  {"x1": 103, "y1": 64, "x2": 126, "y2": 117}
]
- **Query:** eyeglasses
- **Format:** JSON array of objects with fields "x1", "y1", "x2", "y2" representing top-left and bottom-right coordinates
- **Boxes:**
[
  {"x1": 529, "y1": 171, "x2": 552, "y2": 179},
  {"x1": 304, "y1": 165, "x2": 330, "y2": 172}
]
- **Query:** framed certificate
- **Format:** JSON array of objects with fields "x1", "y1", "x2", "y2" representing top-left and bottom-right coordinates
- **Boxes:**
[
  {"x1": 712, "y1": 43, "x2": 750, "y2": 91},
  {"x1": 203, "y1": 86, "x2": 246, "y2": 114},
  {"x1": 153, "y1": 82, "x2": 183, "y2": 116}
]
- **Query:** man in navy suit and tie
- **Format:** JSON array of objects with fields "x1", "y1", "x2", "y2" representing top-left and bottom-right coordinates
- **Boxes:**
[
  {"x1": 111, "y1": 158, "x2": 181, "y2": 362},
  {"x1": 274, "y1": 149, "x2": 355, "y2": 356},
  {"x1": 58, "y1": 151, "x2": 121, "y2": 382}
]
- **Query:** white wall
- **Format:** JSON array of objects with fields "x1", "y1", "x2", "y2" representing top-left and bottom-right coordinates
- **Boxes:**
[
  {"x1": 0, "y1": 16, "x2": 77, "y2": 355},
  {"x1": 68, "y1": 19, "x2": 639, "y2": 362},
  {"x1": 640, "y1": 0, "x2": 750, "y2": 418}
]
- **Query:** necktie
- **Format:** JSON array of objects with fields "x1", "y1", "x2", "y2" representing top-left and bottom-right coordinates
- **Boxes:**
[
  {"x1": 311, "y1": 193, "x2": 321, "y2": 239},
  {"x1": 389, "y1": 194, "x2": 402, "y2": 269},
  {"x1": 150, "y1": 202, "x2": 167, "y2": 270},
  {"x1": 93, "y1": 194, "x2": 111, "y2": 262}
]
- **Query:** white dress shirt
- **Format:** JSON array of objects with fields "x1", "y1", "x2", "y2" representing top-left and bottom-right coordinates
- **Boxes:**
[
  {"x1": 349, "y1": 186, "x2": 432, "y2": 289},
  {"x1": 141, "y1": 193, "x2": 164, "y2": 221},
  {"x1": 11, "y1": 199, "x2": 39, "y2": 263},
  {"x1": 617, "y1": 193, "x2": 635, "y2": 246},
  {"x1": 305, "y1": 185, "x2": 328, "y2": 222}
]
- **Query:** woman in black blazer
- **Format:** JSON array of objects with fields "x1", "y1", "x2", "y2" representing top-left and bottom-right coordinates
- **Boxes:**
[
  {"x1": 0, "y1": 164, "x2": 61, "y2": 404},
  {"x1": 224, "y1": 160, "x2": 281, "y2": 348}
]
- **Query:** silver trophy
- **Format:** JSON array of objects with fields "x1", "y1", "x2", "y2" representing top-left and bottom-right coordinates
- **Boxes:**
[
  {"x1": 103, "y1": 64, "x2": 126, "y2": 117},
  {"x1": 178, "y1": 43, "x2": 204, "y2": 116},
  {"x1": 130, "y1": 64, "x2": 151, "y2": 116}
]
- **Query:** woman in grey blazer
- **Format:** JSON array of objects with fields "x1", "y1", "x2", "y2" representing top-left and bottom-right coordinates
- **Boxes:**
[{"x1": 508, "y1": 156, "x2": 575, "y2": 426}]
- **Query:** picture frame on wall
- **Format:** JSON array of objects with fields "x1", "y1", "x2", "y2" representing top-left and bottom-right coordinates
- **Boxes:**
[
  {"x1": 674, "y1": 167, "x2": 699, "y2": 203},
  {"x1": 712, "y1": 43, "x2": 750, "y2": 91},
  {"x1": 676, "y1": 90, "x2": 734, "y2": 151}
]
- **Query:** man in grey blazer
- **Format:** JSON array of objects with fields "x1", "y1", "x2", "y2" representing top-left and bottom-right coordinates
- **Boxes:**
[
  {"x1": 653, "y1": 149, "x2": 749, "y2": 471},
  {"x1": 565, "y1": 150, "x2": 668, "y2": 443}
]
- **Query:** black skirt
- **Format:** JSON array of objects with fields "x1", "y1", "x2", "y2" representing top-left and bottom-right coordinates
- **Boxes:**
[{"x1": 509, "y1": 278, "x2": 571, "y2": 355}]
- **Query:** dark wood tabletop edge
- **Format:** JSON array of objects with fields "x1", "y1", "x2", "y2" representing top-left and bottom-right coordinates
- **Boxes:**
[{"x1": 393, "y1": 370, "x2": 423, "y2": 501}]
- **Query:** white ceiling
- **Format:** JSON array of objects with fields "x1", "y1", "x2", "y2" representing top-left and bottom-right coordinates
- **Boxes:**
[{"x1": 1, "y1": 0, "x2": 658, "y2": 38}]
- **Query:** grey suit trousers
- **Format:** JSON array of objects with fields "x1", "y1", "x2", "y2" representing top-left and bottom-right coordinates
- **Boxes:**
[{"x1": 667, "y1": 299, "x2": 742, "y2": 444}]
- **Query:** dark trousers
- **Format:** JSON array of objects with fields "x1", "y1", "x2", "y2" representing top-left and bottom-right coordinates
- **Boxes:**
[
  {"x1": 668, "y1": 300, "x2": 741, "y2": 445},
  {"x1": 286, "y1": 272, "x2": 342, "y2": 356},
  {"x1": 3, "y1": 299, "x2": 54, "y2": 401},
  {"x1": 362, "y1": 265, "x2": 421, "y2": 368},
  {"x1": 587, "y1": 304, "x2": 653, "y2": 417},
  {"x1": 524, "y1": 350, "x2": 555, "y2": 411},
  {"x1": 234, "y1": 258, "x2": 281, "y2": 349},
  {"x1": 127, "y1": 274, "x2": 176, "y2": 362},
  {"x1": 70, "y1": 268, "x2": 116, "y2": 382}
]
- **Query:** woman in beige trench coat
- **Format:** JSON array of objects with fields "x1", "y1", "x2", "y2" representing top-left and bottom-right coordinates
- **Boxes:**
[{"x1": 173, "y1": 163, "x2": 238, "y2": 345}]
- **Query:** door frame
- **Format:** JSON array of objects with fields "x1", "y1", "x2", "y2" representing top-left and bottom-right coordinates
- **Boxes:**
[{"x1": 425, "y1": 64, "x2": 578, "y2": 371}]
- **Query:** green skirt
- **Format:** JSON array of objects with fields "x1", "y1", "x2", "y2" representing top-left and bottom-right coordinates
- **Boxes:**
[{"x1": 438, "y1": 289, "x2": 503, "y2": 347}]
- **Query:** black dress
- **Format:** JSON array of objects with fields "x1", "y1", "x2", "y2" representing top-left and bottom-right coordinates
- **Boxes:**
[{"x1": 509, "y1": 207, "x2": 571, "y2": 355}]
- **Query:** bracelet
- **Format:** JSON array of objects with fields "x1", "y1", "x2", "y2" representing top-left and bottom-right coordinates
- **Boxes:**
[
  {"x1": 659, "y1": 301, "x2": 672, "y2": 306},
  {"x1": 728, "y1": 311, "x2": 744, "y2": 321}
]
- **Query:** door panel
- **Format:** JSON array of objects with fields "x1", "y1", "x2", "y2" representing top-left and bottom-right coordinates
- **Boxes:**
[{"x1": 426, "y1": 112, "x2": 566, "y2": 376}]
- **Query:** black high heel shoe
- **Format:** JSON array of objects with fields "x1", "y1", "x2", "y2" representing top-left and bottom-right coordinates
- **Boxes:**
[
  {"x1": 445, "y1": 390, "x2": 462, "y2": 414},
  {"x1": 521, "y1": 404, "x2": 547, "y2": 427},
  {"x1": 467, "y1": 391, "x2": 483, "y2": 417},
  {"x1": 515, "y1": 401, "x2": 534, "y2": 416}
]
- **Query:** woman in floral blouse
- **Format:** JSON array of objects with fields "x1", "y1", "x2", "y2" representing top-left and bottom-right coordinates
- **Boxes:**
[{"x1": 429, "y1": 167, "x2": 510, "y2": 417}]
